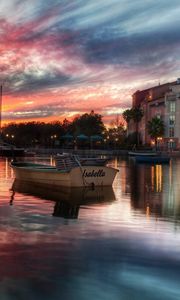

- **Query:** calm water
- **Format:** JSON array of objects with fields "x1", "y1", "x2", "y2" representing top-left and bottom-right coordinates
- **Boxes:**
[{"x1": 0, "y1": 157, "x2": 180, "y2": 300}]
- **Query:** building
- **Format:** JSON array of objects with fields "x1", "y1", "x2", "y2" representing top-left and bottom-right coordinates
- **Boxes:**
[{"x1": 129, "y1": 78, "x2": 180, "y2": 149}]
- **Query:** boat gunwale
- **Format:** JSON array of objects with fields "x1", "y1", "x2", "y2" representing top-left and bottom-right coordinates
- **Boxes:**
[{"x1": 10, "y1": 162, "x2": 119, "y2": 173}]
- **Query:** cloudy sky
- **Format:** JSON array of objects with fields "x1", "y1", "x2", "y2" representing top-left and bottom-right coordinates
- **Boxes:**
[{"x1": 0, "y1": 0, "x2": 180, "y2": 125}]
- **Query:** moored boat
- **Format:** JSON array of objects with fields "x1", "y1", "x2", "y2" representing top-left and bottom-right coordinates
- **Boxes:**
[
  {"x1": 57, "y1": 153, "x2": 110, "y2": 166},
  {"x1": 10, "y1": 154, "x2": 118, "y2": 187},
  {"x1": 128, "y1": 151, "x2": 158, "y2": 156},
  {"x1": 135, "y1": 155, "x2": 170, "y2": 164}
]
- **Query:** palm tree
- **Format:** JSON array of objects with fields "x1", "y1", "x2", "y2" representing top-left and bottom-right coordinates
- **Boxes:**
[
  {"x1": 122, "y1": 109, "x2": 133, "y2": 123},
  {"x1": 147, "y1": 116, "x2": 164, "y2": 148},
  {"x1": 123, "y1": 107, "x2": 143, "y2": 146},
  {"x1": 122, "y1": 109, "x2": 133, "y2": 136},
  {"x1": 131, "y1": 107, "x2": 144, "y2": 146}
]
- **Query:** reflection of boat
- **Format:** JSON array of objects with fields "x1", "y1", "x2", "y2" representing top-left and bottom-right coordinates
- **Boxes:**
[
  {"x1": 135, "y1": 156, "x2": 170, "y2": 164},
  {"x1": 11, "y1": 179, "x2": 116, "y2": 219},
  {"x1": 128, "y1": 151, "x2": 157, "y2": 156},
  {"x1": 10, "y1": 154, "x2": 118, "y2": 187}
]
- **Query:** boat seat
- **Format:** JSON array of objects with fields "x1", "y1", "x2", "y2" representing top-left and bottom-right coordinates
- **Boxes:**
[{"x1": 55, "y1": 154, "x2": 80, "y2": 171}]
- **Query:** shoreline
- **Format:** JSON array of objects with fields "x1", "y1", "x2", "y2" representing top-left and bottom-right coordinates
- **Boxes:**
[{"x1": 24, "y1": 148, "x2": 180, "y2": 158}]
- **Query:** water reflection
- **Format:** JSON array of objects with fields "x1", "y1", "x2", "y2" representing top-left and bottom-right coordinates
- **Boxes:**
[
  {"x1": 1, "y1": 158, "x2": 180, "y2": 300},
  {"x1": 11, "y1": 179, "x2": 116, "y2": 219},
  {"x1": 125, "y1": 160, "x2": 180, "y2": 222}
]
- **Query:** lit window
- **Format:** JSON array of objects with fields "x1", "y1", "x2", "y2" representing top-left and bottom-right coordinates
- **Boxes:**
[
  {"x1": 169, "y1": 101, "x2": 175, "y2": 112},
  {"x1": 156, "y1": 114, "x2": 161, "y2": 119},
  {"x1": 169, "y1": 115, "x2": 175, "y2": 125}
]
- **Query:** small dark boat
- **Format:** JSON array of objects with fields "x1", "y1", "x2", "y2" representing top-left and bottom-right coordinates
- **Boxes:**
[
  {"x1": 128, "y1": 151, "x2": 158, "y2": 157},
  {"x1": 135, "y1": 155, "x2": 170, "y2": 164}
]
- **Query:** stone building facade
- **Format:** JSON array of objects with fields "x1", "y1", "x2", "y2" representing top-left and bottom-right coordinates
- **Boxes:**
[{"x1": 129, "y1": 79, "x2": 180, "y2": 149}]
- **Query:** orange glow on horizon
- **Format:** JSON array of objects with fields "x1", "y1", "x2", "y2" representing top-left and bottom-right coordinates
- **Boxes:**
[{"x1": 0, "y1": 83, "x2": 131, "y2": 127}]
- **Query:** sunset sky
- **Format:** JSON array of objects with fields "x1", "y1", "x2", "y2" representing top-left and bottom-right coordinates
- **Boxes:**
[{"x1": 1, "y1": 0, "x2": 180, "y2": 125}]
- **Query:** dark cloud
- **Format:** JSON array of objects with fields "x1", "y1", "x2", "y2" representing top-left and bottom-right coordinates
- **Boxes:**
[
  {"x1": 3, "y1": 72, "x2": 76, "y2": 95},
  {"x1": 58, "y1": 24, "x2": 180, "y2": 69}
]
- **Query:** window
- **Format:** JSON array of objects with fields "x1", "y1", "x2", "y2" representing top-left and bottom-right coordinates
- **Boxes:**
[
  {"x1": 169, "y1": 115, "x2": 175, "y2": 126},
  {"x1": 169, "y1": 127, "x2": 174, "y2": 137},
  {"x1": 156, "y1": 114, "x2": 161, "y2": 119},
  {"x1": 169, "y1": 101, "x2": 175, "y2": 112}
]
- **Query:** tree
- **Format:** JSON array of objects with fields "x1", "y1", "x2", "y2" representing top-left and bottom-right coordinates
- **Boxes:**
[
  {"x1": 131, "y1": 107, "x2": 144, "y2": 146},
  {"x1": 122, "y1": 107, "x2": 143, "y2": 146},
  {"x1": 72, "y1": 111, "x2": 105, "y2": 137},
  {"x1": 2, "y1": 121, "x2": 64, "y2": 147},
  {"x1": 2, "y1": 111, "x2": 106, "y2": 149},
  {"x1": 122, "y1": 109, "x2": 133, "y2": 125},
  {"x1": 147, "y1": 116, "x2": 164, "y2": 148},
  {"x1": 108, "y1": 115, "x2": 126, "y2": 147}
]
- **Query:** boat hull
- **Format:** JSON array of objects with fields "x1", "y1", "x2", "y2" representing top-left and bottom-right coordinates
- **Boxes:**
[
  {"x1": 12, "y1": 179, "x2": 116, "y2": 205},
  {"x1": 128, "y1": 151, "x2": 157, "y2": 156},
  {"x1": 11, "y1": 163, "x2": 118, "y2": 187},
  {"x1": 135, "y1": 156, "x2": 170, "y2": 164}
]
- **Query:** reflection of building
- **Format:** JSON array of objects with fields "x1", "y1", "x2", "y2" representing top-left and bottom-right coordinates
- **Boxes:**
[
  {"x1": 129, "y1": 78, "x2": 180, "y2": 149},
  {"x1": 129, "y1": 162, "x2": 163, "y2": 217},
  {"x1": 162, "y1": 160, "x2": 180, "y2": 218},
  {"x1": 122, "y1": 159, "x2": 180, "y2": 220}
]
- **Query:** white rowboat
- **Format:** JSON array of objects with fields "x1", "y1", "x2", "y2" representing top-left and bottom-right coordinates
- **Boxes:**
[{"x1": 11, "y1": 159, "x2": 118, "y2": 188}]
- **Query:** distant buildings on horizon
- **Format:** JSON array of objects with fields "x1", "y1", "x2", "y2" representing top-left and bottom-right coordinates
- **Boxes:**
[{"x1": 128, "y1": 78, "x2": 180, "y2": 149}]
